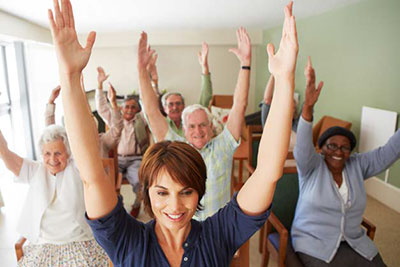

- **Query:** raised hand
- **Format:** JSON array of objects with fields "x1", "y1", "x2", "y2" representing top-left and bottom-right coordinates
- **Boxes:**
[
  {"x1": 267, "y1": 1, "x2": 298, "y2": 78},
  {"x1": 147, "y1": 53, "x2": 159, "y2": 82},
  {"x1": 198, "y1": 42, "x2": 210, "y2": 74},
  {"x1": 304, "y1": 56, "x2": 323, "y2": 108},
  {"x1": 97, "y1": 66, "x2": 109, "y2": 85},
  {"x1": 48, "y1": 85, "x2": 61, "y2": 104},
  {"x1": 48, "y1": 0, "x2": 96, "y2": 76},
  {"x1": 107, "y1": 82, "x2": 118, "y2": 109},
  {"x1": 229, "y1": 27, "x2": 251, "y2": 66},
  {"x1": 137, "y1": 32, "x2": 155, "y2": 71}
]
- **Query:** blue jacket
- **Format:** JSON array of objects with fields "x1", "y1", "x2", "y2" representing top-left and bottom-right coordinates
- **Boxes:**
[{"x1": 292, "y1": 117, "x2": 400, "y2": 263}]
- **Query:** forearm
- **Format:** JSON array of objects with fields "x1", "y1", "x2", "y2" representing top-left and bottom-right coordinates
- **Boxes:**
[
  {"x1": 61, "y1": 73, "x2": 117, "y2": 217},
  {"x1": 138, "y1": 68, "x2": 167, "y2": 140},
  {"x1": 263, "y1": 75, "x2": 274, "y2": 104},
  {"x1": 227, "y1": 68, "x2": 250, "y2": 140},
  {"x1": 198, "y1": 74, "x2": 212, "y2": 107},
  {"x1": 44, "y1": 103, "x2": 56, "y2": 126},
  {"x1": 301, "y1": 103, "x2": 314, "y2": 122},
  {"x1": 237, "y1": 75, "x2": 294, "y2": 215},
  {"x1": 0, "y1": 149, "x2": 23, "y2": 177},
  {"x1": 95, "y1": 89, "x2": 112, "y2": 125},
  {"x1": 98, "y1": 81, "x2": 103, "y2": 90}
]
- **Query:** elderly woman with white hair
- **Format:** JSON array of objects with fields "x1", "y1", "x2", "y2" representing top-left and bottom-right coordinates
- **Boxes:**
[{"x1": 0, "y1": 125, "x2": 108, "y2": 266}]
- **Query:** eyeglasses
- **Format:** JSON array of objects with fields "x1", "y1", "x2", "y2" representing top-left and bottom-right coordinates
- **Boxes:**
[
  {"x1": 167, "y1": 101, "x2": 183, "y2": 108},
  {"x1": 326, "y1": 143, "x2": 351, "y2": 153}
]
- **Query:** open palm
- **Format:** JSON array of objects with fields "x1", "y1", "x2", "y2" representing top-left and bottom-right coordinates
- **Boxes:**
[
  {"x1": 268, "y1": 2, "x2": 298, "y2": 77},
  {"x1": 48, "y1": 0, "x2": 95, "y2": 75}
]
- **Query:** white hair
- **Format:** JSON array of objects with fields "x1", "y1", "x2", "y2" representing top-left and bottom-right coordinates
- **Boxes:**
[
  {"x1": 181, "y1": 104, "x2": 213, "y2": 129},
  {"x1": 38, "y1": 125, "x2": 71, "y2": 157}
]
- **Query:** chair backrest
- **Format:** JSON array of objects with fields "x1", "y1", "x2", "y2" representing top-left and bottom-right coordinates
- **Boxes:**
[
  {"x1": 208, "y1": 95, "x2": 233, "y2": 110},
  {"x1": 271, "y1": 172, "x2": 299, "y2": 232},
  {"x1": 312, "y1": 115, "x2": 352, "y2": 148},
  {"x1": 108, "y1": 145, "x2": 120, "y2": 181}
]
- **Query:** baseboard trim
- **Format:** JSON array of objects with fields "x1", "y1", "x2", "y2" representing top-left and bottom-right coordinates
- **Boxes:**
[{"x1": 365, "y1": 177, "x2": 400, "y2": 213}]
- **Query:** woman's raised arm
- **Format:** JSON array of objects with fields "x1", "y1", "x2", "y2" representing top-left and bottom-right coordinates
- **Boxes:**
[
  {"x1": 0, "y1": 131, "x2": 23, "y2": 176},
  {"x1": 237, "y1": 1, "x2": 298, "y2": 215},
  {"x1": 48, "y1": 0, "x2": 117, "y2": 219}
]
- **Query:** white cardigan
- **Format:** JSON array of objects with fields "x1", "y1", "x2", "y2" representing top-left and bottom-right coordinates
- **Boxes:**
[{"x1": 15, "y1": 158, "x2": 92, "y2": 243}]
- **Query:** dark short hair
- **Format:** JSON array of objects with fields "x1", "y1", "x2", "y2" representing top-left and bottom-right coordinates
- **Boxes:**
[
  {"x1": 138, "y1": 141, "x2": 207, "y2": 217},
  {"x1": 124, "y1": 95, "x2": 141, "y2": 112},
  {"x1": 318, "y1": 126, "x2": 357, "y2": 151}
]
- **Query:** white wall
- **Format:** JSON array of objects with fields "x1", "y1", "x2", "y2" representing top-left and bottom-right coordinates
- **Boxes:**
[
  {"x1": 25, "y1": 42, "x2": 61, "y2": 145},
  {"x1": 82, "y1": 45, "x2": 259, "y2": 113},
  {"x1": 0, "y1": 11, "x2": 51, "y2": 43}
]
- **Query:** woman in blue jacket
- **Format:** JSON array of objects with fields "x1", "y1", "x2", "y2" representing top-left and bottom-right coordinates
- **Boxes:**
[{"x1": 292, "y1": 58, "x2": 398, "y2": 267}]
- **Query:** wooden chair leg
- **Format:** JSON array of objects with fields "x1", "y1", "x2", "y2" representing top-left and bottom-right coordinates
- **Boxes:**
[
  {"x1": 15, "y1": 237, "x2": 26, "y2": 262},
  {"x1": 260, "y1": 231, "x2": 270, "y2": 267},
  {"x1": 259, "y1": 224, "x2": 265, "y2": 253}
]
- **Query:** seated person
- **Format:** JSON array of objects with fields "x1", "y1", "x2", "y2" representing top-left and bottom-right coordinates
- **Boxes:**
[
  {"x1": 139, "y1": 28, "x2": 253, "y2": 221},
  {"x1": 292, "y1": 57, "x2": 397, "y2": 267},
  {"x1": 0, "y1": 126, "x2": 108, "y2": 266},
  {"x1": 47, "y1": 0, "x2": 298, "y2": 266},
  {"x1": 150, "y1": 42, "x2": 214, "y2": 137},
  {"x1": 96, "y1": 79, "x2": 150, "y2": 217},
  {"x1": 45, "y1": 84, "x2": 123, "y2": 157}
]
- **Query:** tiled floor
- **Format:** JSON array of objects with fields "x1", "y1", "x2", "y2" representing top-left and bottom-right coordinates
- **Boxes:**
[{"x1": 1, "y1": 176, "x2": 399, "y2": 266}]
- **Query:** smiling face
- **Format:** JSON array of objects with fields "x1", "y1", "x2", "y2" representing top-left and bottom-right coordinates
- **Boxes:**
[
  {"x1": 122, "y1": 98, "x2": 140, "y2": 121},
  {"x1": 321, "y1": 135, "x2": 351, "y2": 173},
  {"x1": 149, "y1": 170, "x2": 198, "y2": 231},
  {"x1": 42, "y1": 139, "x2": 69, "y2": 175},
  {"x1": 184, "y1": 109, "x2": 213, "y2": 150},
  {"x1": 164, "y1": 94, "x2": 184, "y2": 123}
]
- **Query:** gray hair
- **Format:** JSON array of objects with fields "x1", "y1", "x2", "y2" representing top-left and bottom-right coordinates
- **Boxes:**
[
  {"x1": 182, "y1": 104, "x2": 213, "y2": 129},
  {"x1": 161, "y1": 92, "x2": 185, "y2": 107},
  {"x1": 38, "y1": 125, "x2": 71, "y2": 157}
]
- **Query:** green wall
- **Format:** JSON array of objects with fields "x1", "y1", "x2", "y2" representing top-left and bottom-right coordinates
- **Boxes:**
[{"x1": 255, "y1": 0, "x2": 400, "y2": 188}]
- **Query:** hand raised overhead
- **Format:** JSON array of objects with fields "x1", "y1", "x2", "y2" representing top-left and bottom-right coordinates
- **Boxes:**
[
  {"x1": 48, "y1": 0, "x2": 96, "y2": 76},
  {"x1": 137, "y1": 32, "x2": 155, "y2": 71},
  {"x1": 304, "y1": 56, "x2": 323, "y2": 107},
  {"x1": 97, "y1": 67, "x2": 109, "y2": 84},
  {"x1": 48, "y1": 85, "x2": 61, "y2": 104},
  {"x1": 229, "y1": 27, "x2": 251, "y2": 66},
  {"x1": 198, "y1": 42, "x2": 209, "y2": 67},
  {"x1": 107, "y1": 82, "x2": 117, "y2": 106},
  {"x1": 267, "y1": 1, "x2": 298, "y2": 78}
]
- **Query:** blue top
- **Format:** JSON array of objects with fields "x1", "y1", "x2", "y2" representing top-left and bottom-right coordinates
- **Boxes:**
[
  {"x1": 87, "y1": 193, "x2": 269, "y2": 267},
  {"x1": 292, "y1": 116, "x2": 400, "y2": 263}
]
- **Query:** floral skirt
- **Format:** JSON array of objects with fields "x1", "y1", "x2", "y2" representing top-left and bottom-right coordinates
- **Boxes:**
[{"x1": 18, "y1": 239, "x2": 109, "y2": 267}]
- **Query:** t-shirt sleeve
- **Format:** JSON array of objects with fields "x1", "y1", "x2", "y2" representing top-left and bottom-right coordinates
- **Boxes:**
[
  {"x1": 214, "y1": 127, "x2": 240, "y2": 153},
  {"x1": 203, "y1": 193, "x2": 270, "y2": 254},
  {"x1": 15, "y1": 159, "x2": 41, "y2": 184},
  {"x1": 86, "y1": 196, "x2": 146, "y2": 265}
]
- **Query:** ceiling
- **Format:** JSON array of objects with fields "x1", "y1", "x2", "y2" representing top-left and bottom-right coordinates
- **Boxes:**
[{"x1": 0, "y1": 0, "x2": 363, "y2": 33}]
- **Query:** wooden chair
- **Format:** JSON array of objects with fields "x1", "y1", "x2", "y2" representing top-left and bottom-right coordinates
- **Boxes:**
[
  {"x1": 15, "y1": 158, "x2": 117, "y2": 265},
  {"x1": 208, "y1": 94, "x2": 233, "y2": 110}
]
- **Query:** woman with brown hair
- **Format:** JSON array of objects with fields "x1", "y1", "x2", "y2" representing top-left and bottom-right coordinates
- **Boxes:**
[{"x1": 47, "y1": 0, "x2": 298, "y2": 265}]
